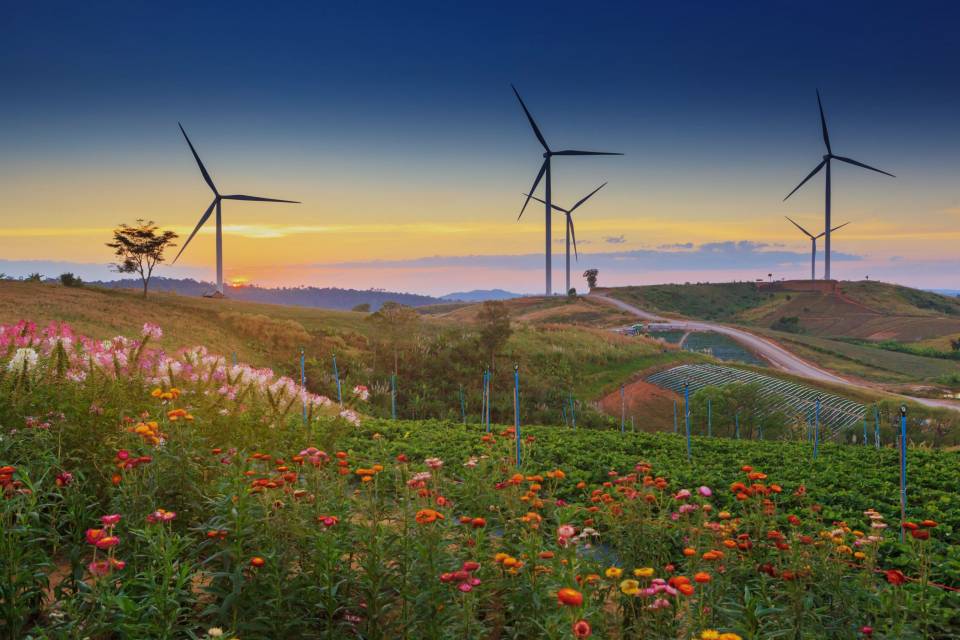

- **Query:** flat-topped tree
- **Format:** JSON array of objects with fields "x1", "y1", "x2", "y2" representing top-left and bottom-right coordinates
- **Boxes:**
[{"x1": 106, "y1": 219, "x2": 178, "y2": 297}]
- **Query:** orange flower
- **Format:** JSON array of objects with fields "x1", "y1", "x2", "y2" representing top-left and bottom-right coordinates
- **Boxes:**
[
  {"x1": 678, "y1": 583, "x2": 695, "y2": 596},
  {"x1": 694, "y1": 571, "x2": 711, "y2": 583},
  {"x1": 920, "y1": 519, "x2": 938, "y2": 528},
  {"x1": 683, "y1": 547, "x2": 696, "y2": 557},
  {"x1": 557, "y1": 587, "x2": 584, "y2": 607},
  {"x1": 415, "y1": 509, "x2": 444, "y2": 524},
  {"x1": 250, "y1": 556, "x2": 265, "y2": 568}
]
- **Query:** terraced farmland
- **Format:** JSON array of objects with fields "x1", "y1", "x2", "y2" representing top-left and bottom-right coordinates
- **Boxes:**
[{"x1": 647, "y1": 363, "x2": 865, "y2": 436}]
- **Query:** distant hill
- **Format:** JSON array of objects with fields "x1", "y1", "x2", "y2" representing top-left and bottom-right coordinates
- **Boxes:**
[
  {"x1": 602, "y1": 280, "x2": 960, "y2": 344},
  {"x1": 88, "y1": 277, "x2": 442, "y2": 310},
  {"x1": 440, "y1": 289, "x2": 523, "y2": 302},
  {"x1": 929, "y1": 289, "x2": 960, "y2": 297}
]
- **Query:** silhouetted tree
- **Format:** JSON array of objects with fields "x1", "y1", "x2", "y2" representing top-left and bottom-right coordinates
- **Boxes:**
[
  {"x1": 352, "y1": 303, "x2": 371, "y2": 312},
  {"x1": 106, "y1": 220, "x2": 178, "y2": 297},
  {"x1": 59, "y1": 272, "x2": 83, "y2": 287},
  {"x1": 583, "y1": 269, "x2": 599, "y2": 290}
]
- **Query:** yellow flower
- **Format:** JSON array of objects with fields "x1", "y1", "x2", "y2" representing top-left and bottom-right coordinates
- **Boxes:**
[
  {"x1": 619, "y1": 579, "x2": 640, "y2": 595},
  {"x1": 633, "y1": 567, "x2": 654, "y2": 578},
  {"x1": 701, "y1": 631, "x2": 721, "y2": 640},
  {"x1": 604, "y1": 567, "x2": 623, "y2": 579},
  {"x1": 719, "y1": 634, "x2": 743, "y2": 640}
]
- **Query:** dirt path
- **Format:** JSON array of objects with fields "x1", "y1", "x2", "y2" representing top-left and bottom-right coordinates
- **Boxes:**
[{"x1": 592, "y1": 294, "x2": 960, "y2": 414}]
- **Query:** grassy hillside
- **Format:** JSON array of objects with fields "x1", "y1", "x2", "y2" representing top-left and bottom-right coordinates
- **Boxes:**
[
  {"x1": 603, "y1": 281, "x2": 960, "y2": 380},
  {"x1": 427, "y1": 294, "x2": 636, "y2": 327},
  {"x1": 0, "y1": 281, "x2": 685, "y2": 425}
]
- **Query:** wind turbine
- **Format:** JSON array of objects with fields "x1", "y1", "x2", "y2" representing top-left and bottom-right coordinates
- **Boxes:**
[
  {"x1": 783, "y1": 90, "x2": 893, "y2": 280},
  {"x1": 524, "y1": 182, "x2": 607, "y2": 294},
  {"x1": 173, "y1": 123, "x2": 299, "y2": 297},
  {"x1": 785, "y1": 216, "x2": 850, "y2": 280},
  {"x1": 512, "y1": 85, "x2": 621, "y2": 295}
]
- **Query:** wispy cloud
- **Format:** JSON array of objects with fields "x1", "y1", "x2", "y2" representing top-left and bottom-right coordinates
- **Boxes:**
[
  {"x1": 313, "y1": 240, "x2": 862, "y2": 271},
  {"x1": 658, "y1": 242, "x2": 694, "y2": 250},
  {"x1": 603, "y1": 235, "x2": 626, "y2": 244}
]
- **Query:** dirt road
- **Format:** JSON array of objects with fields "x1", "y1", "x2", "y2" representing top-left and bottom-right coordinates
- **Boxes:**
[{"x1": 593, "y1": 294, "x2": 960, "y2": 413}]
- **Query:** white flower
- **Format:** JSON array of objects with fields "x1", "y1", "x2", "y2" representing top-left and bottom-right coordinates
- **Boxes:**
[{"x1": 7, "y1": 348, "x2": 38, "y2": 372}]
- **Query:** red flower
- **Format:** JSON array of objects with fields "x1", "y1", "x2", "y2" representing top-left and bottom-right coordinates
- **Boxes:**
[
  {"x1": 250, "y1": 556, "x2": 266, "y2": 568},
  {"x1": 910, "y1": 529, "x2": 930, "y2": 540},
  {"x1": 572, "y1": 619, "x2": 592, "y2": 638},
  {"x1": 902, "y1": 521, "x2": 918, "y2": 531},
  {"x1": 885, "y1": 569, "x2": 907, "y2": 586},
  {"x1": 557, "y1": 587, "x2": 583, "y2": 607},
  {"x1": 462, "y1": 561, "x2": 480, "y2": 572}
]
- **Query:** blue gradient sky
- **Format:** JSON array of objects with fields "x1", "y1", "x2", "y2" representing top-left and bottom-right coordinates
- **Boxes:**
[{"x1": 2, "y1": 1, "x2": 959, "y2": 294}]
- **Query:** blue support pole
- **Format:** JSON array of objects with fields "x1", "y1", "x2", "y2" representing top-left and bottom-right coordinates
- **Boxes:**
[
  {"x1": 673, "y1": 400, "x2": 678, "y2": 434},
  {"x1": 631, "y1": 416, "x2": 635, "y2": 432},
  {"x1": 391, "y1": 373, "x2": 397, "y2": 420},
  {"x1": 513, "y1": 365, "x2": 521, "y2": 467},
  {"x1": 561, "y1": 404, "x2": 567, "y2": 427},
  {"x1": 300, "y1": 348, "x2": 307, "y2": 425},
  {"x1": 485, "y1": 371, "x2": 491, "y2": 432},
  {"x1": 899, "y1": 405, "x2": 908, "y2": 541},
  {"x1": 862, "y1": 415, "x2": 868, "y2": 446},
  {"x1": 707, "y1": 398, "x2": 712, "y2": 437},
  {"x1": 813, "y1": 397, "x2": 821, "y2": 460},
  {"x1": 459, "y1": 384, "x2": 466, "y2": 424},
  {"x1": 874, "y1": 405, "x2": 881, "y2": 448},
  {"x1": 332, "y1": 354, "x2": 342, "y2": 407},
  {"x1": 569, "y1": 393, "x2": 576, "y2": 429},
  {"x1": 735, "y1": 412, "x2": 740, "y2": 439},
  {"x1": 684, "y1": 383, "x2": 691, "y2": 461}
]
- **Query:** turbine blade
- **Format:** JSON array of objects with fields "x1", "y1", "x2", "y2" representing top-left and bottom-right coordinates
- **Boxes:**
[
  {"x1": 552, "y1": 150, "x2": 623, "y2": 156},
  {"x1": 784, "y1": 216, "x2": 814, "y2": 239},
  {"x1": 511, "y1": 84, "x2": 549, "y2": 152},
  {"x1": 522, "y1": 193, "x2": 568, "y2": 213},
  {"x1": 783, "y1": 160, "x2": 826, "y2": 201},
  {"x1": 816, "y1": 90, "x2": 832, "y2": 154},
  {"x1": 832, "y1": 155, "x2": 895, "y2": 178},
  {"x1": 518, "y1": 161, "x2": 547, "y2": 220},
  {"x1": 568, "y1": 182, "x2": 607, "y2": 213},
  {"x1": 568, "y1": 215, "x2": 579, "y2": 260},
  {"x1": 173, "y1": 199, "x2": 217, "y2": 263},
  {"x1": 830, "y1": 221, "x2": 851, "y2": 233},
  {"x1": 178, "y1": 123, "x2": 218, "y2": 195},
  {"x1": 221, "y1": 194, "x2": 300, "y2": 203}
]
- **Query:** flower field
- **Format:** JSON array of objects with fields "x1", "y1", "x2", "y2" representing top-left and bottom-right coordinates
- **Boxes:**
[{"x1": 2, "y1": 321, "x2": 959, "y2": 639}]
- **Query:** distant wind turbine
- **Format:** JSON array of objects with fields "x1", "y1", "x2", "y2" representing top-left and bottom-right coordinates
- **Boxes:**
[
  {"x1": 512, "y1": 85, "x2": 621, "y2": 295},
  {"x1": 524, "y1": 182, "x2": 607, "y2": 294},
  {"x1": 783, "y1": 91, "x2": 893, "y2": 280},
  {"x1": 173, "y1": 123, "x2": 299, "y2": 297},
  {"x1": 785, "y1": 216, "x2": 850, "y2": 280}
]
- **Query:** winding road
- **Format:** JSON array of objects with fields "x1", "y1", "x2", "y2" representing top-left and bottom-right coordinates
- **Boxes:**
[{"x1": 592, "y1": 293, "x2": 960, "y2": 413}]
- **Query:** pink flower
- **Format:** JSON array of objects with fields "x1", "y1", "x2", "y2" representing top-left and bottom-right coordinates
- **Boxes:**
[
  {"x1": 698, "y1": 486, "x2": 713, "y2": 497},
  {"x1": 558, "y1": 524, "x2": 576, "y2": 539},
  {"x1": 142, "y1": 323, "x2": 163, "y2": 340},
  {"x1": 458, "y1": 582, "x2": 473, "y2": 593},
  {"x1": 425, "y1": 457, "x2": 444, "y2": 470},
  {"x1": 674, "y1": 489, "x2": 691, "y2": 500},
  {"x1": 101, "y1": 514, "x2": 121, "y2": 527}
]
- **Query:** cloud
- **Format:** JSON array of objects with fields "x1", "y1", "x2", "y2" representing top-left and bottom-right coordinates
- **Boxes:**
[
  {"x1": 603, "y1": 235, "x2": 626, "y2": 244},
  {"x1": 313, "y1": 240, "x2": 862, "y2": 272},
  {"x1": 658, "y1": 242, "x2": 694, "y2": 250}
]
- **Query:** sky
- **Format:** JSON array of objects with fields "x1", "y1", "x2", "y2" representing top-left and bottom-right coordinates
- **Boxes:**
[{"x1": 2, "y1": 1, "x2": 959, "y2": 295}]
